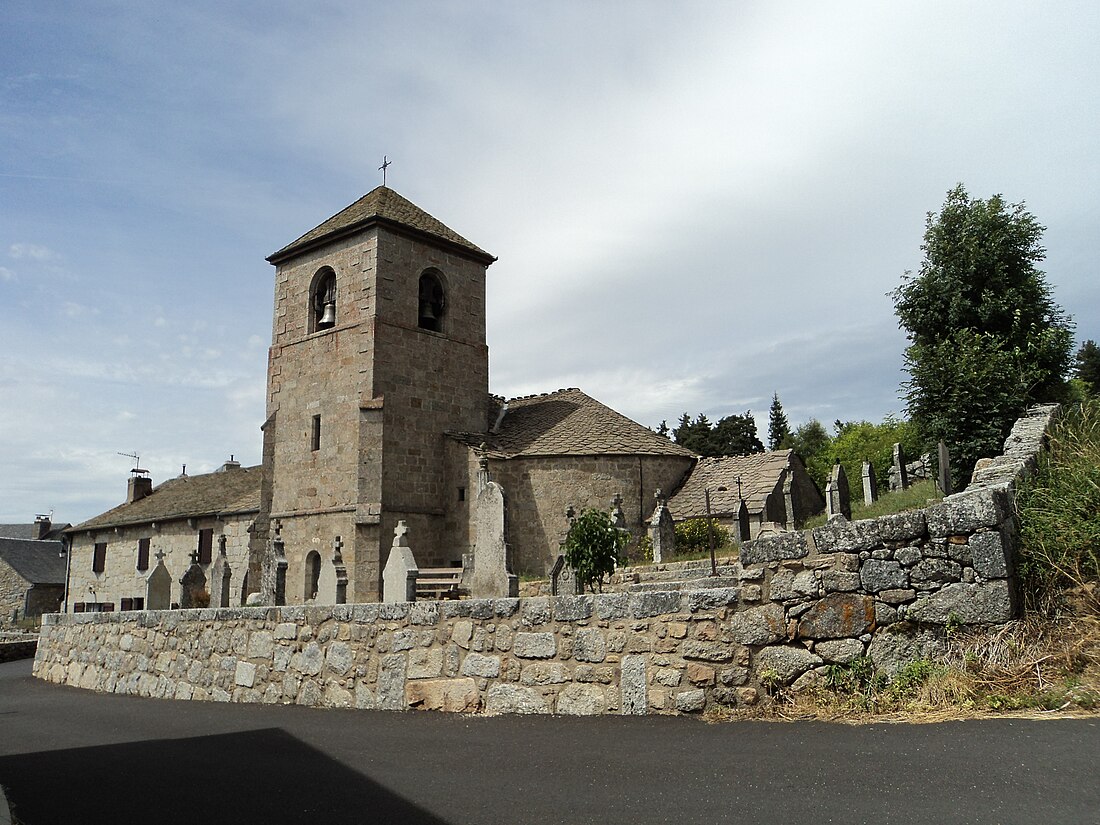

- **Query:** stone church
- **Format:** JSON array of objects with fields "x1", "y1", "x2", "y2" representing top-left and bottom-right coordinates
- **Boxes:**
[{"x1": 64, "y1": 187, "x2": 818, "y2": 610}]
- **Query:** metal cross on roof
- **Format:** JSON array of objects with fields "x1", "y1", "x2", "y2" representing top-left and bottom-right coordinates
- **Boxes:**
[{"x1": 379, "y1": 155, "x2": 391, "y2": 185}]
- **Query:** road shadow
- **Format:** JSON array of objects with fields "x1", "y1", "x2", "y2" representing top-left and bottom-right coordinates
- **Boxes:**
[{"x1": 0, "y1": 727, "x2": 449, "y2": 825}]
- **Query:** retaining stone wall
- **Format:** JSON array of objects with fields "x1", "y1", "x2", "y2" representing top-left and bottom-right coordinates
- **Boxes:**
[{"x1": 32, "y1": 405, "x2": 1058, "y2": 715}]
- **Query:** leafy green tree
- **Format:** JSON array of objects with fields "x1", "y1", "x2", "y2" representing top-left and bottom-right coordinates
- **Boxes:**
[
  {"x1": 768, "y1": 393, "x2": 792, "y2": 450},
  {"x1": 562, "y1": 509, "x2": 628, "y2": 593},
  {"x1": 1075, "y1": 340, "x2": 1100, "y2": 394},
  {"x1": 893, "y1": 184, "x2": 1073, "y2": 486},
  {"x1": 788, "y1": 419, "x2": 832, "y2": 490}
]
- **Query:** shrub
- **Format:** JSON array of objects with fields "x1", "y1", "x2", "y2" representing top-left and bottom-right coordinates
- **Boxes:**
[
  {"x1": 563, "y1": 509, "x2": 629, "y2": 593},
  {"x1": 674, "y1": 518, "x2": 730, "y2": 553}
]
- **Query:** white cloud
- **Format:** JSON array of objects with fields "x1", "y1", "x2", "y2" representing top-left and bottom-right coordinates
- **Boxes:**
[
  {"x1": 0, "y1": 266, "x2": 14, "y2": 281},
  {"x1": 9, "y1": 243, "x2": 57, "y2": 261}
]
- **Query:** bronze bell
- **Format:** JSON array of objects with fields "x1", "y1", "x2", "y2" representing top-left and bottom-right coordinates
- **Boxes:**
[
  {"x1": 318, "y1": 301, "x2": 337, "y2": 327},
  {"x1": 419, "y1": 299, "x2": 437, "y2": 323}
]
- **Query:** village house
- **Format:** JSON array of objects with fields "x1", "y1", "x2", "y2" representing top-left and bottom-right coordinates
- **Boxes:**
[{"x1": 0, "y1": 516, "x2": 68, "y2": 621}]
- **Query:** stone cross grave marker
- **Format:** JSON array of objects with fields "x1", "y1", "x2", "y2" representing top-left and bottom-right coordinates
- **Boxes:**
[
  {"x1": 210, "y1": 533, "x2": 232, "y2": 608},
  {"x1": 889, "y1": 442, "x2": 909, "y2": 492},
  {"x1": 332, "y1": 535, "x2": 348, "y2": 605},
  {"x1": 550, "y1": 554, "x2": 580, "y2": 596},
  {"x1": 383, "y1": 520, "x2": 419, "y2": 603},
  {"x1": 736, "y1": 498, "x2": 751, "y2": 543},
  {"x1": 146, "y1": 550, "x2": 172, "y2": 610},
  {"x1": 272, "y1": 519, "x2": 287, "y2": 607}
]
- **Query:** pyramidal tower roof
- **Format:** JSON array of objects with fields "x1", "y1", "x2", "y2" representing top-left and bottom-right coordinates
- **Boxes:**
[{"x1": 268, "y1": 186, "x2": 494, "y2": 265}]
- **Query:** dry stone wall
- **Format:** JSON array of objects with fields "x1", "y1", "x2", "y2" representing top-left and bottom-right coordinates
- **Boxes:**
[{"x1": 33, "y1": 405, "x2": 1058, "y2": 715}]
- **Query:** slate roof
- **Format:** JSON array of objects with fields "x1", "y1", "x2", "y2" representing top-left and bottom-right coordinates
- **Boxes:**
[
  {"x1": 268, "y1": 186, "x2": 495, "y2": 265},
  {"x1": 454, "y1": 388, "x2": 695, "y2": 459},
  {"x1": 67, "y1": 466, "x2": 262, "y2": 534},
  {"x1": 0, "y1": 537, "x2": 66, "y2": 585},
  {"x1": 0, "y1": 523, "x2": 70, "y2": 541},
  {"x1": 669, "y1": 450, "x2": 795, "y2": 520}
]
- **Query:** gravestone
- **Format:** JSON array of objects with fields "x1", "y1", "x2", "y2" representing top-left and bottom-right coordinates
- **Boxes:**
[
  {"x1": 826, "y1": 462, "x2": 852, "y2": 520},
  {"x1": 382, "y1": 520, "x2": 418, "y2": 603},
  {"x1": 550, "y1": 554, "x2": 580, "y2": 596},
  {"x1": 146, "y1": 551, "x2": 172, "y2": 610},
  {"x1": 648, "y1": 490, "x2": 675, "y2": 564},
  {"x1": 272, "y1": 522, "x2": 288, "y2": 607},
  {"x1": 332, "y1": 536, "x2": 348, "y2": 605},
  {"x1": 736, "y1": 498, "x2": 751, "y2": 543},
  {"x1": 889, "y1": 443, "x2": 909, "y2": 492},
  {"x1": 210, "y1": 533, "x2": 232, "y2": 608},
  {"x1": 862, "y1": 461, "x2": 878, "y2": 506},
  {"x1": 937, "y1": 441, "x2": 954, "y2": 496},
  {"x1": 179, "y1": 559, "x2": 208, "y2": 609},
  {"x1": 610, "y1": 493, "x2": 626, "y2": 530},
  {"x1": 467, "y1": 481, "x2": 517, "y2": 599}
]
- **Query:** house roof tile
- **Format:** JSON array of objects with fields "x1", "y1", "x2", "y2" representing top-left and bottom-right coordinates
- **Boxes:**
[
  {"x1": 0, "y1": 537, "x2": 66, "y2": 585},
  {"x1": 68, "y1": 466, "x2": 262, "y2": 534},
  {"x1": 268, "y1": 186, "x2": 494, "y2": 264},
  {"x1": 669, "y1": 450, "x2": 794, "y2": 520}
]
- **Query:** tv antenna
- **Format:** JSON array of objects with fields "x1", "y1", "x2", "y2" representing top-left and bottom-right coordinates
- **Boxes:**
[{"x1": 117, "y1": 451, "x2": 146, "y2": 475}]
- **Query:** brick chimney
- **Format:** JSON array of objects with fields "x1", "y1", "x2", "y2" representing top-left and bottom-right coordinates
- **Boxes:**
[
  {"x1": 127, "y1": 470, "x2": 153, "y2": 504},
  {"x1": 34, "y1": 514, "x2": 52, "y2": 540}
]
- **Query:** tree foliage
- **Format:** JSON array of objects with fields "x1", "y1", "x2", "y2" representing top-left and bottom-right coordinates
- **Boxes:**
[
  {"x1": 893, "y1": 185, "x2": 1073, "y2": 486},
  {"x1": 1075, "y1": 340, "x2": 1100, "y2": 395},
  {"x1": 831, "y1": 417, "x2": 920, "y2": 496},
  {"x1": 562, "y1": 509, "x2": 628, "y2": 593},
  {"x1": 768, "y1": 393, "x2": 792, "y2": 450},
  {"x1": 673, "y1": 412, "x2": 764, "y2": 456},
  {"x1": 787, "y1": 419, "x2": 832, "y2": 491}
]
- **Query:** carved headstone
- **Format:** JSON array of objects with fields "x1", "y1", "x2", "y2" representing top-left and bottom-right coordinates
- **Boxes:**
[
  {"x1": 179, "y1": 561, "x2": 208, "y2": 609},
  {"x1": 383, "y1": 520, "x2": 419, "y2": 603},
  {"x1": 826, "y1": 463, "x2": 852, "y2": 520},
  {"x1": 467, "y1": 481, "x2": 517, "y2": 599},
  {"x1": 862, "y1": 461, "x2": 878, "y2": 506},
  {"x1": 889, "y1": 443, "x2": 909, "y2": 492},
  {"x1": 648, "y1": 490, "x2": 675, "y2": 564},
  {"x1": 937, "y1": 441, "x2": 954, "y2": 496},
  {"x1": 782, "y1": 471, "x2": 795, "y2": 530},
  {"x1": 550, "y1": 554, "x2": 580, "y2": 596},
  {"x1": 146, "y1": 551, "x2": 172, "y2": 610},
  {"x1": 610, "y1": 493, "x2": 626, "y2": 530},
  {"x1": 210, "y1": 533, "x2": 232, "y2": 608}
]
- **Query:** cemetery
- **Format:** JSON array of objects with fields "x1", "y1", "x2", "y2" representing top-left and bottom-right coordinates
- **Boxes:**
[{"x1": 31, "y1": 405, "x2": 1057, "y2": 715}]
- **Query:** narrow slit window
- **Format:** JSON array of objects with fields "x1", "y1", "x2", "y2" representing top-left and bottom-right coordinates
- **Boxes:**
[{"x1": 311, "y1": 415, "x2": 321, "y2": 451}]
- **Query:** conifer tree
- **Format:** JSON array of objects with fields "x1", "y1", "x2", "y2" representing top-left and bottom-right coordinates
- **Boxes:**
[{"x1": 768, "y1": 392, "x2": 792, "y2": 450}]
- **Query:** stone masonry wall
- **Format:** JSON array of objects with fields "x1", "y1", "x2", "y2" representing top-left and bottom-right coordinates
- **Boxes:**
[
  {"x1": 0, "y1": 560, "x2": 30, "y2": 623},
  {"x1": 34, "y1": 406, "x2": 1057, "y2": 715}
]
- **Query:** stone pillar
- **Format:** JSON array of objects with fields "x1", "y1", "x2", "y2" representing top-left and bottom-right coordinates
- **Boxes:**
[
  {"x1": 383, "y1": 521, "x2": 419, "y2": 603},
  {"x1": 466, "y1": 481, "x2": 517, "y2": 599},
  {"x1": 862, "y1": 461, "x2": 878, "y2": 507},
  {"x1": 937, "y1": 440, "x2": 954, "y2": 496},
  {"x1": 826, "y1": 462, "x2": 852, "y2": 520},
  {"x1": 648, "y1": 490, "x2": 675, "y2": 564},
  {"x1": 782, "y1": 471, "x2": 795, "y2": 530}
]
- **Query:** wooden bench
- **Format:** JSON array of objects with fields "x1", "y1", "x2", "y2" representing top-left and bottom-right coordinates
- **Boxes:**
[{"x1": 415, "y1": 567, "x2": 463, "y2": 600}]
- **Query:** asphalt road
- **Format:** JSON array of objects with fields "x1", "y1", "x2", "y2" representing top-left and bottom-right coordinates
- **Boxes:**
[{"x1": 1, "y1": 658, "x2": 1097, "y2": 825}]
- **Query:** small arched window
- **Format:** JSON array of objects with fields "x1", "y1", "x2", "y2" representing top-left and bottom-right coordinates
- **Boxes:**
[
  {"x1": 305, "y1": 551, "x2": 322, "y2": 601},
  {"x1": 418, "y1": 270, "x2": 446, "y2": 332},
  {"x1": 310, "y1": 267, "x2": 337, "y2": 332}
]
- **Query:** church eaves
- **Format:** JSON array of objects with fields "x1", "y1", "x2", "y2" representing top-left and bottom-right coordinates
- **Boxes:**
[{"x1": 267, "y1": 186, "x2": 495, "y2": 265}]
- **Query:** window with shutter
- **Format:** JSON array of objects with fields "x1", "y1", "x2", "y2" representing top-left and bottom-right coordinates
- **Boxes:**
[
  {"x1": 198, "y1": 528, "x2": 213, "y2": 564},
  {"x1": 73, "y1": 602, "x2": 86, "y2": 613},
  {"x1": 92, "y1": 542, "x2": 107, "y2": 573},
  {"x1": 137, "y1": 538, "x2": 150, "y2": 571},
  {"x1": 121, "y1": 598, "x2": 133, "y2": 611},
  {"x1": 133, "y1": 597, "x2": 144, "y2": 611}
]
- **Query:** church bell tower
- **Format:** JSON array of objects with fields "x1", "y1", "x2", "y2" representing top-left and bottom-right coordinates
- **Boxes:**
[{"x1": 251, "y1": 187, "x2": 495, "y2": 603}]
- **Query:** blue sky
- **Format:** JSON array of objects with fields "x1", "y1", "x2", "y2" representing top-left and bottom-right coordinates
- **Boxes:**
[{"x1": 2, "y1": 1, "x2": 1098, "y2": 524}]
